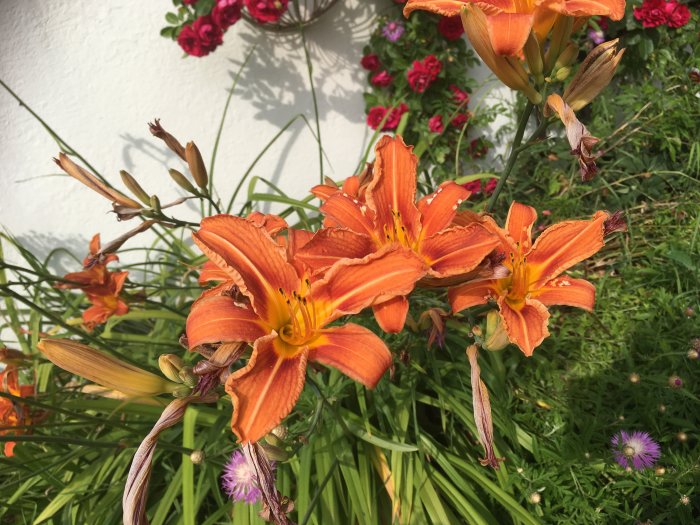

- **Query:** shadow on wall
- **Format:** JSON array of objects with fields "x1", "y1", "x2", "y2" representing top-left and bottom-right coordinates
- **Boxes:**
[{"x1": 233, "y1": 0, "x2": 383, "y2": 126}]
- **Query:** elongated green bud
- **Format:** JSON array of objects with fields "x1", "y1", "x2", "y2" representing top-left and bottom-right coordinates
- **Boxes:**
[
  {"x1": 523, "y1": 33, "x2": 544, "y2": 84},
  {"x1": 158, "y1": 354, "x2": 185, "y2": 383},
  {"x1": 120, "y1": 170, "x2": 151, "y2": 205},
  {"x1": 168, "y1": 168, "x2": 198, "y2": 195},
  {"x1": 555, "y1": 43, "x2": 579, "y2": 70},
  {"x1": 150, "y1": 195, "x2": 161, "y2": 213}
]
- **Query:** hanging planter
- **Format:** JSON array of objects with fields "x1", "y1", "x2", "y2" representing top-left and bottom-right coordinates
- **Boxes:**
[{"x1": 243, "y1": 0, "x2": 341, "y2": 33}]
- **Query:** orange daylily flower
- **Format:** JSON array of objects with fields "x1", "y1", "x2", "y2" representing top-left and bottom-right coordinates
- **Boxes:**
[
  {"x1": 0, "y1": 364, "x2": 35, "y2": 457},
  {"x1": 449, "y1": 202, "x2": 613, "y2": 356},
  {"x1": 186, "y1": 215, "x2": 425, "y2": 443},
  {"x1": 404, "y1": 1, "x2": 625, "y2": 56},
  {"x1": 57, "y1": 234, "x2": 129, "y2": 328},
  {"x1": 297, "y1": 136, "x2": 500, "y2": 333}
]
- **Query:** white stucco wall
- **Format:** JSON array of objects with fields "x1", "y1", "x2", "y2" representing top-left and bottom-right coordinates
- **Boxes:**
[{"x1": 0, "y1": 0, "x2": 511, "y2": 272}]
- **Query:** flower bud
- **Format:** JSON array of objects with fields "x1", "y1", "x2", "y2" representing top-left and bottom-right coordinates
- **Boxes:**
[
  {"x1": 654, "y1": 466, "x2": 665, "y2": 476},
  {"x1": 158, "y1": 354, "x2": 185, "y2": 383},
  {"x1": 168, "y1": 168, "x2": 199, "y2": 195},
  {"x1": 668, "y1": 375, "x2": 683, "y2": 389},
  {"x1": 148, "y1": 119, "x2": 186, "y2": 160},
  {"x1": 528, "y1": 492, "x2": 541, "y2": 504},
  {"x1": 190, "y1": 450, "x2": 206, "y2": 464},
  {"x1": 261, "y1": 443, "x2": 290, "y2": 462},
  {"x1": 554, "y1": 66, "x2": 571, "y2": 82},
  {"x1": 38, "y1": 339, "x2": 178, "y2": 398},
  {"x1": 178, "y1": 366, "x2": 198, "y2": 388},
  {"x1": 483, "y1": 310, "x2": 509, "y2": 351},
  {"x1": 150, "y1": 195, "x2": 161, "y2": 213},
  {"x1": 555, "y1": 43, "x2": 579, "y2": 70},
  {"x1": 120, "y1": 170, "x2": 151, "y2": 206},
  {"x1": 563, "y1": 39, "x2": 625, "y2": 112},
  {"x1": 523, "y1": 33, "x2": 544, "y2": 84},
  {"x1": 185, "y1": 142, "x2": 208, "y2": 190},
  {"x1": 658, "y1": 404, "x2": 666, "y2": 413},
  {"x1": 676, "y1": 431, "x2": 688, "y2": 443},
  {"x1": 628, "y1": 373, "x2": 640, "y2": 384},
  {"x1": 687, "y1": 349, "x2": 699, "y2": 360}
]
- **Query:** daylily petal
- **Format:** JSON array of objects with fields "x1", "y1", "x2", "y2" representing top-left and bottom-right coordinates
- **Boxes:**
[
  {"x1": 311, "y1": 246, "x2": 425, "y2": 322},
  {"x1": 553, "y1": 0, "x2": 625, "y2": 20},
  {"x1": 372, "y1": 295, "x2": 410, "y2": 334},
  {"x1": 321, "y1": 193, "x2": 376, "y2": 237},
  {"x1": 403, "y1": 0, "x2": 469, "y2": 16},
  {"x1": 365, "y1": 136, "x2": 422, "y2": 241},
  {"x1": 505, "y1": 202, "x2": 537, "y2": 251},
  {"x1": 421, "y1": 224, "x2": 500, "y2": 278},
  {"x1": 308, "y1": 323, "x2": 392, "y2": 388},
  {"x1": 417, "y1": 181, "x2": 470, "y2": 240},
  {"x1": 246, "y1": 211, "x2": 288, "y2": 236},
  {"x1": 497, "y1": 297, "x2": 550, "y2": 356},
  {"x1": 193, "y1": 215, "x2": 299, "y2": 326},
  {"x1": 186, "y1": 294, "x2": 268, "y2": 348},
  {"x1": 533, "y1": 276, "x2": 595, "y2": 310},
  {"x1": 527, "y1": 210, "x2": 608, "y2": 286},
  {"x1": 226, "y1": 334, "x2": 308, "y2": 443},
  {"x1": 296, "y1": 228, "x2": 374, "y2": 275},
  {"x1": 486, "y1": 12, "x2": 534, "y2": 56},
  {"x1": 532, "y1": 8, "x2": 558, "y2": 42},
  {"x1": 198, "y1": 260, "x2": 233, "y2": 285},
  {"x1": 310, "y1": 182, "x2": 339, "y2": 201},
  {"x1": 342, "y1": 175, "x2": 360, "y2": 196},
  {"x1": 448, "y1": 280, "x2": 496, "y2": 313}
]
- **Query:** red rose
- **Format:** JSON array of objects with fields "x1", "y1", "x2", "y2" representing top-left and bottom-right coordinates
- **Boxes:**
[
  {"x1": 367, "y1": 106, "x2": 388, "y2": 130},
  {"x1": 449, "y1": 84, "x2": 469, "y2": 105},
  {"x1": 483, "y1": 178, "x2": 497, "y2": 194},
  {"x1": 461, "y1": 180, "x2": 482, "y2": 194},
  {"x1": 178, "y1": 25, "x2": 207, "y2": 57},
  {"x1": 423, "y1": 55, "x2": 442, "y2": 78},
  {"x1": 213, "y1": 0, "x2": 242, "y2": 30},
  {"x1": 428, "y1": 115, "x2": 444, "y2": 133},
  {"x1": 664, "y1": 1, "x2": 691, "y2": 28},
  {"x1": 193, "y1": 15, "x2": 224, "y2": 53},
  {"x1": 385, "y1": 103, "x2": 408, "y2": 130},
  {"x1": 633, "y1": 0, "x2": 668, "y2": 28},
  {"x1": 361, "y1": 54, "x2": 381, "y2": 71},
  {"x1": 245, "y1": 0, "x2": 289, "y2": 24},
  {"x1": 468, "y1": 138, "x2": 488, "y2": 158},
  {"x1": 451, "y1": 112, "x2": 470, "y2": 128},
  {"x1": 182, "y1": 0, "x2": 199, "y2": 5},
  {"x1": 437, "y1": 15, "x2": 464, "y2": 41},
  {"x1": 371, "y1": 70, "x2": 394, "y2": 87}
]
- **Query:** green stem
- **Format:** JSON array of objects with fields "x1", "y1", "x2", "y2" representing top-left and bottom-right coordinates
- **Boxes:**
[
  {"x1": 486, "y1": 102, "x2": 535, "y2": 213},
  {"x1": 297, "y1": 6, "x2": 324, "y2": 184},
  {"x1": 0, "y1": 78, "x2": 107, "y2": 184}
]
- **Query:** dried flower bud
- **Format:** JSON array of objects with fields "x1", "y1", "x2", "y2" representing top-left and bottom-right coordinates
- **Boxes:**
[
  {"x1": 168, "y1": 168, "x2": 199, "y2": 195},
  {"x1": 158, "y1": 354, "x2": 185, "y2": 383},
  {"x1": 148, "y1": 119, "x2": 186, "y2": 160},
  {"x1": 190, "y1": 450, "x2": 206, "y2": 464},
  {"x1": 687, "y1": 349, "x2": 699, "y2": 360},
  {"x1": 628, "y1": 373, "x2": 640, "y2": 384},
  {"x1": 654, "y1": 466, "x2": 665, "y2": 476},
  {"x1": 676, "y1": 431, "x2": 688, "y2": 443},
  {"x1": 563, "y1": 39, "x2": 625, "y2": 112},
  {"x1": 528, "y1": 492, "x2": 541, "y2": 504},
  {"x1": 185, "y1": 142, "x2": 208, "y2": 190},
  {"x1": 55, "y1": 153, "x2": 142, "y2": 209},
  {"x1": 120, "y1": 170, "x2": 151, "y2": 205},
  {"x1": 604, "y1": 211, "x2": 627, "y2": 235},
  {"x1": 658, "y1": 404, "x2": 667, "y2": 413}
]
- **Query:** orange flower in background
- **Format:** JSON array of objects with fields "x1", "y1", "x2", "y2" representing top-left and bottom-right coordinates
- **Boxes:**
[
  {"x1": 449, "y1": 202, "x2": 614, "y2": 356},
  {"x1": 186, "y1": 215, "x2": 425, "y2": 443},
  {"x1": 57, "y1": 234, "x2": 129, "y2": 328},
  {"x1": 0, "y1": 363, "x2": 35, "y2": 457},
  {"x1": 298, "y1": 136, "x2": 500, "y2": 333},
  {"x1": 403, "y1": 1, "x2": 625, "y2": 56}
]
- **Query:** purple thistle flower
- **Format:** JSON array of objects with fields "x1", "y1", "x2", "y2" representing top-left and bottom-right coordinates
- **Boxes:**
[
  {"x1": 382, "y1": 20, "x2": 405, "y2": 42},
  {"x1": 611, "y1": 431, "x2": 661, "y2": 470},
  {"x1": 587, "y1": 28, "x2": 605, "y2": 45},
  {"x1": 221, "y1": 449, "x2": 275, "y2": 504}
]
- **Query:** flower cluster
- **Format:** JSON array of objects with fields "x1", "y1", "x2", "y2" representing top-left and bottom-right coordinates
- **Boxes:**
[
  {"x1": 162, "y1": 0, "x2": 289, "y2": 57},
  {"x1": 633, "y1": 0, "x2": 691, "y2": 29},
  {"x1": 361, "y1": 4, "x2": 493, "y2": 185},
  {"x1": 57, "y1": 234, "x2": 129, "y2": 330},
  {"x1": 0, "y1": 350, "x2": 35, "y2": 457}
]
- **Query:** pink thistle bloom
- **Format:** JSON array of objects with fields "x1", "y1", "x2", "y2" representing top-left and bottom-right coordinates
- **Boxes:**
[
  {"x1": 611, "y1": 431, "x2": 661, "y2": 470},
  {"x1": 221, "y1": 449, "x2": 275, "y2": 503}
]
